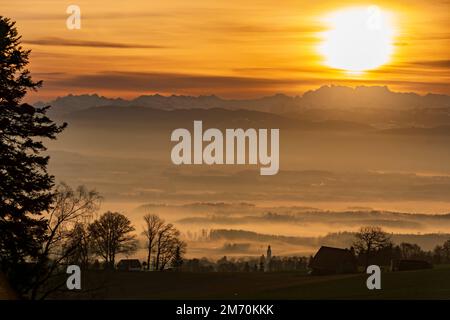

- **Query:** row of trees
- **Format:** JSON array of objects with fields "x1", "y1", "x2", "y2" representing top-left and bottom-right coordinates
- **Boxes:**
[
  {"x1": 52, "y1": 188, "x2": 187, "y2": 273},
  {"x1": 3, "y1": 177, "x2": 185, "y2": 299},
  {"x1": 352, "y1": 226, "x2": 450, "y2": 266},
  {"x1": 25, "y1": 183, "x2": 187, "y2": 298},
  {"x1": 182, "y1": 256, "x2": 309, "y2": 273}
]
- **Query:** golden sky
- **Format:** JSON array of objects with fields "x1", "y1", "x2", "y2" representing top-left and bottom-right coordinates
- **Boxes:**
[{"x1": 3, "y1": 0, "x2": 449, "y2": 101}]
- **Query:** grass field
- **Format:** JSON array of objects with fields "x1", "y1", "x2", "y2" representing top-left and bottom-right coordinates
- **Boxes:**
[{"x1": 56, "y1": 265, "x2": 450, "y2": 300}]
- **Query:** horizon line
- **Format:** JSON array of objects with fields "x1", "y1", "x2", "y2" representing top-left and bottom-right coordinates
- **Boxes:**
[{"x1": 30, "y1": 84, "x2": 449, "y2": 104}]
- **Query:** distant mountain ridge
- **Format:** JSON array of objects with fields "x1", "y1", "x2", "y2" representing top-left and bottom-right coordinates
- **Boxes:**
[{"x1": 35, "y1": 85, "x2": 450, "y2": 117}]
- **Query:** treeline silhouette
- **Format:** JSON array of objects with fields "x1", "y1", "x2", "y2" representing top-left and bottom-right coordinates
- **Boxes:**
[
  {"x1": 180, "y1": 242, "x2": 450, "y2": 274},
  {"x1": 182, "y1": 255, "x2": 309, "y2": 273},
  {"x1": 354, "y1": 240, "x2": 450, "y2": 267},
  {"x1": 179, "y1": 227, "x2": 450, "y2": 273}
]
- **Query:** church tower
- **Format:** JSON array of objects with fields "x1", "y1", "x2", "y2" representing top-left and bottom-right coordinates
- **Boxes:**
[{"x1": 264, "y1": 245, "x2": 272, "y2": 272}]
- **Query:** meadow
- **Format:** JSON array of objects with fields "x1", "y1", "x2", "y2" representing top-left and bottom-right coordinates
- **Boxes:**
[{"x1": 54, "y1": 265, "x2": 450, "y2": 300}]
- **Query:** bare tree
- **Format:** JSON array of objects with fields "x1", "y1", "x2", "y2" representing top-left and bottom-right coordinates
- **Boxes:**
[
  {"x1": 155, "y1": 223, "x2": 175, "y2": 270},
  {"x1": 158, "y1": 236, "x2": 184, "y2": 270},
  {"x1": 353, "y1": 226, "x2": 392, "y2": 267},
  {"x1": 89, "y1": 211, "x2": 137, "y2": 269},
  {"x1": 151, "y1": 221, "x2": 186, "y2": 271},
  {"x1": 140, "y1": 213, "x2": 186, "y2": 271},
  {"x1": 31, "y1": 183, "x2": 101, "y2": 299},
  {"x1": 142, "y1": 214, "x2": 164, "y2": 270}
]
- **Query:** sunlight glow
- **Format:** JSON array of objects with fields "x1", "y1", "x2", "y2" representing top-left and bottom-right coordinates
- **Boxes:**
[{"x1": 318, "y1": 6, "x2": 396, "y2": 73}]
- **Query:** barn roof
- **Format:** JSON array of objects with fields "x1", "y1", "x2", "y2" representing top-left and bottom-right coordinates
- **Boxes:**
[{"x1": 310, "y1": 246, "x2": 355, "y2": 270}]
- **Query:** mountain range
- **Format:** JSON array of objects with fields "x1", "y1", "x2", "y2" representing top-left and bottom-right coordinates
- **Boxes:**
[{"x1": 35, "y1": 85, "x2": 450, "y2": 117}]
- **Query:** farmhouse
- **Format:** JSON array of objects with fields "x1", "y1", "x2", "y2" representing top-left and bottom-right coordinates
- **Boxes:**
[
  {"x1": 309, "y1": 246, "x2": 357, "y2": 275},
  {"x1": 117, "y1": 259, "x2": 142, "y2": 271}
]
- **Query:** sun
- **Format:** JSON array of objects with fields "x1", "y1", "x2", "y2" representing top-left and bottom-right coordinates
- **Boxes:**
[{"x1": 318, "y1": 6, "x2": 396, "y2": 74}]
